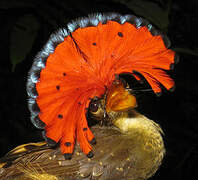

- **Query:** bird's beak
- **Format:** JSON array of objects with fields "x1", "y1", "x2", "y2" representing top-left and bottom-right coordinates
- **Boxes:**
[{"x1": 105, "y1": 79, "x2": 137, "y2": 113}]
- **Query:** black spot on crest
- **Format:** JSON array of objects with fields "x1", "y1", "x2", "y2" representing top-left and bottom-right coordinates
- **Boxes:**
[
  {"x1": 87, "y1": 151, "x2": 94, "y2": 158},
  {"x1": 56, "y1": 85, "x2": 60, "y2": 90},
  {"x1": 58, "y1": 114, "x2": 63, "y2": 119},
  {"x1": 92, "y1": 42, "x2": 97, "y2": 46},
  {"x1": 63, "y1": 72, "x2": 67, "y2": 76},
  {"x1": 83, "y1": 127, "x2": 87, "y2": 131},
  {"x1": 118, "y1": 32, "x2": 123, "y2": 37},
  {"x1": 64, "y1": 153, "x2": 72, "y2": 160},
  {"x1": 65, "y1": 142, "x2": 71, "y2": 147}
]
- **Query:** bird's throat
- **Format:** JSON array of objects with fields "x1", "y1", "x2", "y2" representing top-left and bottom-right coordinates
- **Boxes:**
[{"x1": 110, "y1": 110, "x2": 165, "y2": 177}]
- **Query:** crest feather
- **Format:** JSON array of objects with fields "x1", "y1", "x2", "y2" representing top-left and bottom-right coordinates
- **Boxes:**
[{"x1": 27, "y1": 13, "x2": 176, "y2": 156}]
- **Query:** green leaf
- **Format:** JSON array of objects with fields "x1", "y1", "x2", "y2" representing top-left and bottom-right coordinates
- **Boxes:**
[
  {"x1": 173, "y1": 48, "x2": 198, "y2": 56},
  {"x1": 10, "y1": 14, "x2": 40, "y2": 71},
  {"x1": 113, "y1": 0, "x2": 171, "y2": 30}
]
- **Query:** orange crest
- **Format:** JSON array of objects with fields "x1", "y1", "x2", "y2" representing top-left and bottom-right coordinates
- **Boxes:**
[
  {"x1": 27, "y1": 13, "x2": 177, "y2": 158},
  {"x1": 106, "y1": 80, "x2": 137, "y2": 113}
]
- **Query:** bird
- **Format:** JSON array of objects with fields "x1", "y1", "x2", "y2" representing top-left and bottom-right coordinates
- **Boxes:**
[
  {"x1": 0, "y1": 12, "x2": 177, "y2": 180},
  {"x1": 0, "y1": 87, "x2": 166, "y2": 179},
  {"x1": 0, "y1": 79, "x2": 172, "y2": 180},
  {"x1": 26, "y1": 12, "x2": 176, "y2": 159}
]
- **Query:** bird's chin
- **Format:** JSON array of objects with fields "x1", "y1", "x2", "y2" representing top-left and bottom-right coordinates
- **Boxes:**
[{"x1": 100, "y1": 115, "x2": 113, "y2": 126}]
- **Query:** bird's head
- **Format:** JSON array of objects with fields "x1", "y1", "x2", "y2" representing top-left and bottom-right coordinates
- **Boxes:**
[{"x1": 88, "y1": 78, "x2": 138, "y2": 126}]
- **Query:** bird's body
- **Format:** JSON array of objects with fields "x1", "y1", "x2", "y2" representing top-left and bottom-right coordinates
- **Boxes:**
[{"x1": 0, "y1": 103, "x2": 165, "y2": 180}]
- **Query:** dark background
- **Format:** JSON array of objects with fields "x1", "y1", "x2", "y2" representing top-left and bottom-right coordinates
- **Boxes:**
[{"x1": 0, "y1": 0, "x2": 198, "y2": 179}]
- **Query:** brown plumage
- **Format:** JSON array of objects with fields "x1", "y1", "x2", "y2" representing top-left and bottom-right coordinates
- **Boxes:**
[{"x1": 0, "y1": 83, "x2": 165, "y2": 179}]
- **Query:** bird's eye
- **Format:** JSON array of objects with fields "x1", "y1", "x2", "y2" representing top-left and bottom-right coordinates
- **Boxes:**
[{"x1": 90, "y1": 102, "x2": 99, "y2": 112}]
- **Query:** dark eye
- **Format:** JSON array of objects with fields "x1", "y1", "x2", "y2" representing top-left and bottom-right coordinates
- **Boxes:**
[{"x1": 90, "y1": 102, "x2": 99, "y2": 112}]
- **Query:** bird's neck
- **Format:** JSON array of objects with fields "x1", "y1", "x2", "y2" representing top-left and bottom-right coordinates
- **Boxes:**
[
  {"x1": 108, "y1": 110, "x2": 165, "y2": 178},
  {"x1": 109, "y1": 109, "x2": 165, "y2": 162},
  {"x1": 111, "y1": 110, "x2": 163, "y2": 137}
]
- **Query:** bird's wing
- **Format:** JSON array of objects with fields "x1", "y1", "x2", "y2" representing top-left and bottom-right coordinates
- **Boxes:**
[{"x1": 0, "y1": 125, "x2": 161, "y2": 180}]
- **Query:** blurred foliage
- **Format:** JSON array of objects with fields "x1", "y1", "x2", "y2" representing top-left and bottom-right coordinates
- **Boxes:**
[
  {"x1": 174, "y1": 48, "x2": 198, "y2": 56},
  {"x1": 0, "y1": 0, "x2": 197, "y2": 131},
  {"x1": 0, "y1": 0, "x2": 197, "y2": 71},
  {"x1": 10, "y1": 14, "x2": 40, "y2": 71},
  {"x1": 113, "y1": 0, "x2": 171, "y2": 30}
]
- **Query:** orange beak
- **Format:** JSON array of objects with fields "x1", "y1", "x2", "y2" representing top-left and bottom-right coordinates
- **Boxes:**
[{"x1": 105, "y1": 80, "x2": 137, "y2": 113}]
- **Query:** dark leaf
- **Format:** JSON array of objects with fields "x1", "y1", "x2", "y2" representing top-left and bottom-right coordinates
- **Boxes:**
[
  {"x1": 10, "y1": 14, "x2": 40, "y2": 71},
  {"x1": 174, "y1": 48, "x2": 198, "y2": 56},
  {"x1": 113, "y1": 0, "x2": 171, "y2": 30}
]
